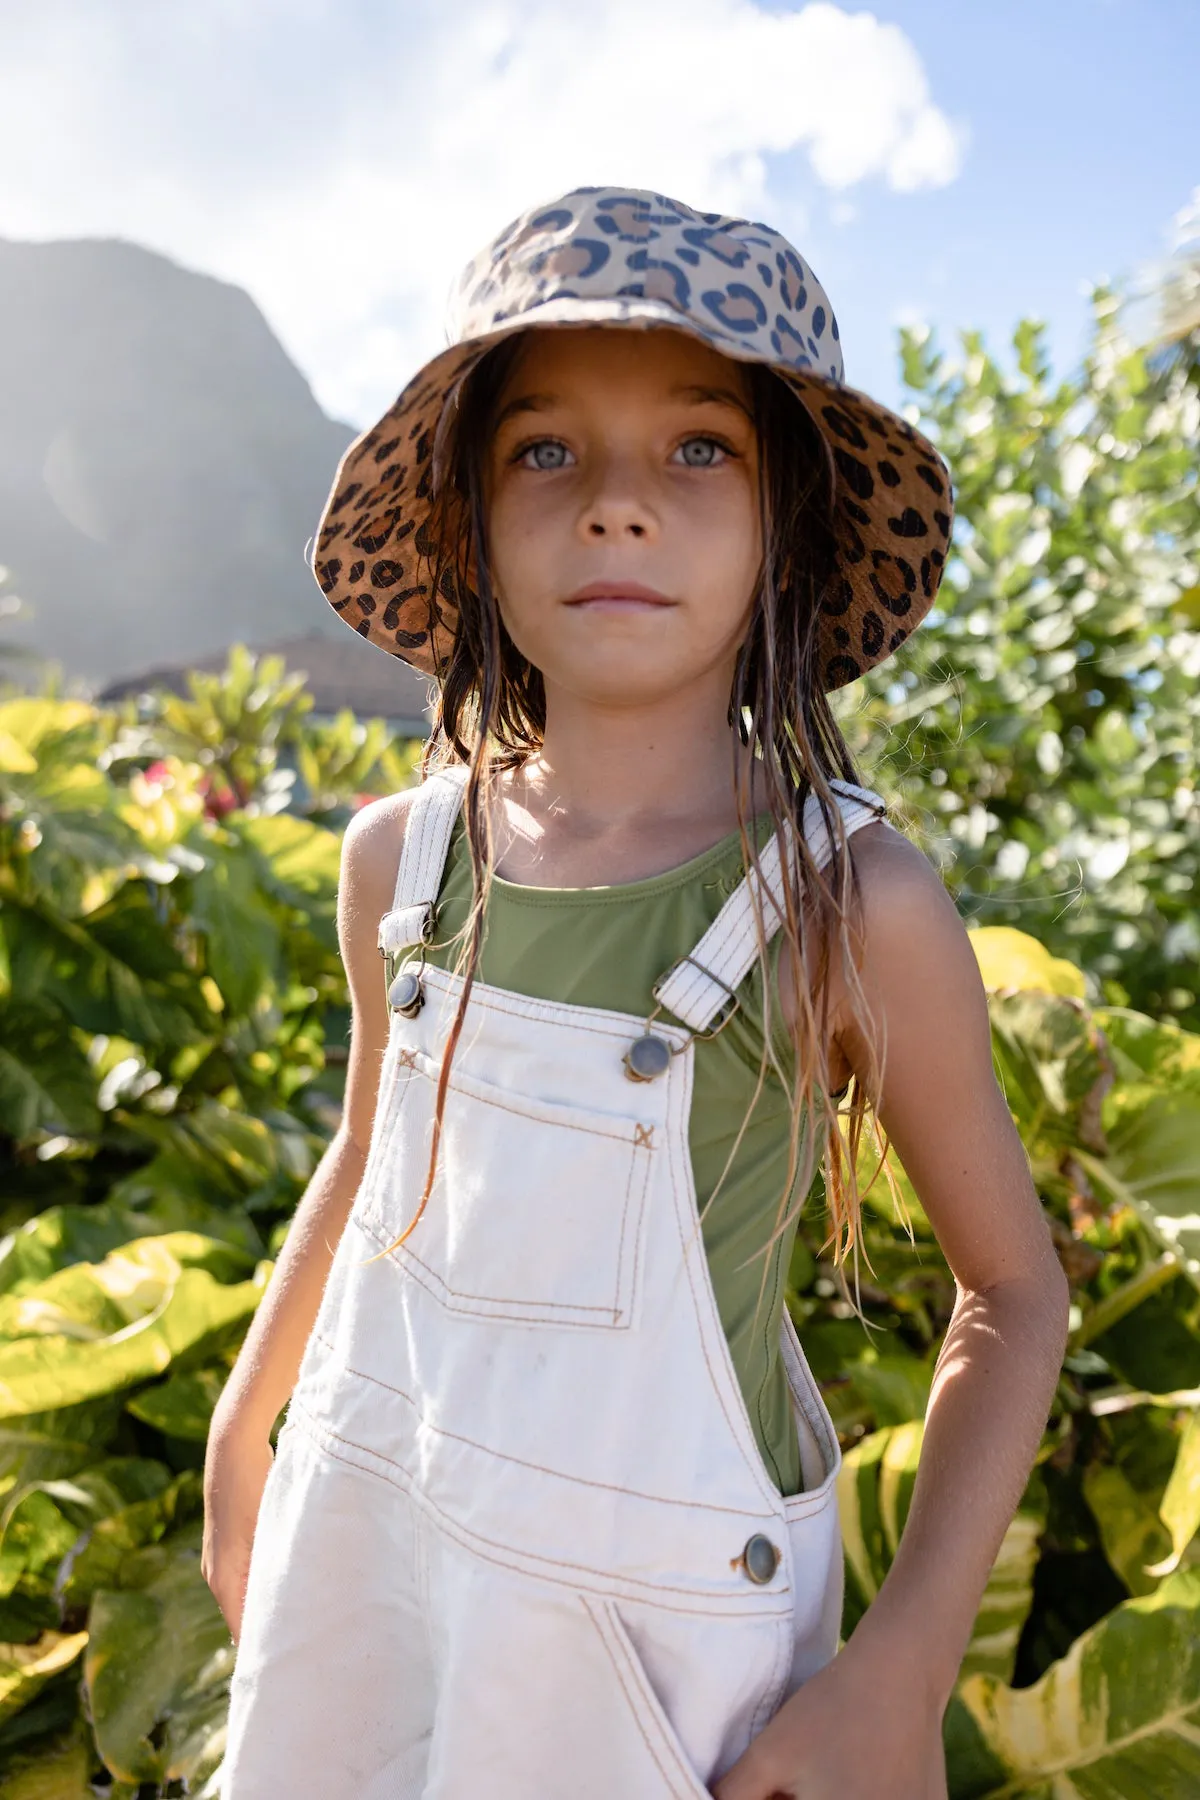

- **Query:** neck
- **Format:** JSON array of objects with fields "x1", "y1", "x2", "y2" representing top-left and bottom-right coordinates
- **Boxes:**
[{"x1": 519, "y1": 673, "x2": 755, "y2": 838}]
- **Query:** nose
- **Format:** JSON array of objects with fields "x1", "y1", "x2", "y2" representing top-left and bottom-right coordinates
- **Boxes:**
[{"x1": 577, "y1": 451, "x2": 657, "y2": 542}]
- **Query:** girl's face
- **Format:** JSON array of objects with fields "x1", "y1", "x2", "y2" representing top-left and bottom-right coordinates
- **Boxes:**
[{"x1": 484, "y1": 326, "x2": 762, "y2": 712}]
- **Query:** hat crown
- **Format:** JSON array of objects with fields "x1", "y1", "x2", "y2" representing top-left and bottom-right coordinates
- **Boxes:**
[{"x1": 447, "y1": 186, "x2": 845, "y2": 385}]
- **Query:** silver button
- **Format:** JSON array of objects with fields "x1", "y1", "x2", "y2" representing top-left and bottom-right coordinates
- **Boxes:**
[
  {"x1": 741, "y1": 1534, "x2": 780, "y2": 1585},
  {"x1": 623, "y1": 1034, "x2": 672, "y2": 1082},
  {"x1": 388, "y1": 969, "x2": 424, "y2": 1017}
]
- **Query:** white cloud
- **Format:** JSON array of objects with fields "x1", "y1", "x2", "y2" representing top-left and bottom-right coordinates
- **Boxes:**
[{"x1": 0, "y1": 0, "x2": 963, "y2": 425}]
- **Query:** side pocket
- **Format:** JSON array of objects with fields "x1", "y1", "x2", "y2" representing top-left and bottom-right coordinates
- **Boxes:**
[
  {"x1": 780, "y1": 1307, "x2": 841, "y2": 1496},
  {"x1": 583, "y1": 1597, "x2": 717, "y2": 1800},
  {"x1": 779, "y1": 1311, "x2": 845, "y2": 1688}
]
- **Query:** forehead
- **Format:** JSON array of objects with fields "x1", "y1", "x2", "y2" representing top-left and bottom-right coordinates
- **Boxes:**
[{"x1": 496, "y1": 324, "x2": 752, "y2": 406}]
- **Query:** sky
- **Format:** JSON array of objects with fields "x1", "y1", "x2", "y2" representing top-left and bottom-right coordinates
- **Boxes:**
[{"x1": 2, "y1": 0, "x2": 1196, "y2": 429}]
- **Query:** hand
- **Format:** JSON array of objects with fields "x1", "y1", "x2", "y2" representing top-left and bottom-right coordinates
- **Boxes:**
[
  {"x1": 712, "y1": 1631, "x2": 948, "y2": 1800},
  {"x1": 202, "y1": 1422, "x2": 275, "y2": 1643}
]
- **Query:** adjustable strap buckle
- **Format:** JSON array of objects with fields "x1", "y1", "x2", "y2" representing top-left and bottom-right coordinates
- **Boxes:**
[
  {"x1": 650, "y1": 953, "x2": 742, "y2": 1043},
  {"x1": 378, "y1": 902, "x2": 438, "y2": 991}
]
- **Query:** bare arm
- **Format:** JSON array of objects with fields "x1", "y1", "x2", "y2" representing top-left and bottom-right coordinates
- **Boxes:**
[
  {"x1": 718, "y1": 826, "x2": 1070, "y2": 1799},
  {"x1": 209, "y1": 791, "x2": 409, "y2": 1437},
  {"x1": 202, "y1": 787, "x2": 413, "y2": 1634},
  {"x1": 828, "y1": 828, "x2": 1070, "y2": 1695}
]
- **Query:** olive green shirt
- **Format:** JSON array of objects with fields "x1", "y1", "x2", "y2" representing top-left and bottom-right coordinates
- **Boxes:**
[{"x1": 425, "y1": 816, "x2": 826, "y2": 1496}]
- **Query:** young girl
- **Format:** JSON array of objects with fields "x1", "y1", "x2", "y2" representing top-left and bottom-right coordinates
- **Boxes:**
[{"x1": 203, "y1": 187, "x2": 1069, "y2": 1800}]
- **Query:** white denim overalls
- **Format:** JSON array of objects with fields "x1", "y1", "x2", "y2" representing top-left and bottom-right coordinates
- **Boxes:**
[{"x1": 220, "y1": 768, "x2": 888, "y2": 1799}]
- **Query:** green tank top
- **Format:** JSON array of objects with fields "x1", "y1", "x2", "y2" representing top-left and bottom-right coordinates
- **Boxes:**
[{"x1": 425, "y1": 814, "x2": 828, "y2": 1498}]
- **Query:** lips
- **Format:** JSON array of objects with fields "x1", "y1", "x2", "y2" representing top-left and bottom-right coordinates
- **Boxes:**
[{"x1": 565, "y1": 581, "x2": 674, "y2": 606}]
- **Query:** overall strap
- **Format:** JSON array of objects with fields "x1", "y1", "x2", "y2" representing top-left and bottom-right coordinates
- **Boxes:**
[
  {"x1": 653, "y1": 780, "x2": 889, "y2": 1035},
  {"x1": 378, "y1": 765, "x2": 469, "y2": 957}
]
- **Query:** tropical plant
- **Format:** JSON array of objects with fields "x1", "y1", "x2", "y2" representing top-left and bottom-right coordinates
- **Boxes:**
[
  {"x1": 1, "y1": 272, "x2": 1198, "y2": 1792},
  {"x1": 835, "y1": 287, "x2": 1200, "y2": 1035},
  {"x1": 0, "y1": 679, "x2": 421, "y2": 1793},
  {"x1": 812, "y1": 922, "x2": 1200, "y2": 1794},
  {"x1": 106, "y1": 642, "x2": 421, "y2": 827}
]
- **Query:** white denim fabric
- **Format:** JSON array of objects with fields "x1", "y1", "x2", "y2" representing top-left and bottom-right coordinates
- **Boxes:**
[{"x1": 219, "y1": 768, "x2": 888, "y2": 1798}]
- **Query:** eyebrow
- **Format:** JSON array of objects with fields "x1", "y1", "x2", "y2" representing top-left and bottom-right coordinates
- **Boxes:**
[
  {"x1": 668, "y1": 382, "x2": 754, "y2": 420},
  {"x1": 492, "y1": 380, "x2": 753, "y2": 433}
]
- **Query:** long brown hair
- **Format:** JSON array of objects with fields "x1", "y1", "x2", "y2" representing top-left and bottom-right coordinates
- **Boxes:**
[{"x1": 379, "y1": 325, "x2": 893, "y2": 1279}]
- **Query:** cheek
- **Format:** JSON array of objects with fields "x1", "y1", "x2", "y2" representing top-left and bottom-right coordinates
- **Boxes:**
[
  {"x1": 486, "y1": 484, "x2": 559, "y2": 597},
  {"x1": 681, "y1": 483, "x2": 762, "y2": 623}
]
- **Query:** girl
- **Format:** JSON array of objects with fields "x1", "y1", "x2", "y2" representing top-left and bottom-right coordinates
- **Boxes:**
[{"x1": 203, "y1": 187, "x2": 1069, "y2": 1800}]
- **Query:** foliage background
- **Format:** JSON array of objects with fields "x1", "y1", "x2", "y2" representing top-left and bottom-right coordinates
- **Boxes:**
[{"x1": 0, "y1": 287, "x2": 1197, "y2": 1795}]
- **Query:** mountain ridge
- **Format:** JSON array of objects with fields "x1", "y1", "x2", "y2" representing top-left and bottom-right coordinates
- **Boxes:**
[{"x1": 0, "y1": 234, "x2": 358, "y2": 681}]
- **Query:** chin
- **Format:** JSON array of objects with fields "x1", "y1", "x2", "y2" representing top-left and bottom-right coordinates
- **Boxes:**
[{"x1": 555, "y1": 662, "x2": 698, "y2": 709}]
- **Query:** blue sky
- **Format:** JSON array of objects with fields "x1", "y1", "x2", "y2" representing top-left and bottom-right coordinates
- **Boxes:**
[
  {"x1": 2, "y1": 1, "x2": 1195, "y2": 425},
  {"x1": 797, "y1": 0, "x2": 1200, "y2": 407}
]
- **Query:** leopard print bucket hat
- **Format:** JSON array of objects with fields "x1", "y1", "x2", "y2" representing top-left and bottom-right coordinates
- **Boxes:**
[{"x1": 312, "y1": 185, "x2": 954, "y2": 691}]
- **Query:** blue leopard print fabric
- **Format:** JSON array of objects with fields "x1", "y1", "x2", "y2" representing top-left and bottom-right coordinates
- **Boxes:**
[
  {"x1": 314, "y1": 186, "x2": 954, "y2": 691},
  {"x1": 450, "y1": 189, "x2": 844, "y2": 386}
]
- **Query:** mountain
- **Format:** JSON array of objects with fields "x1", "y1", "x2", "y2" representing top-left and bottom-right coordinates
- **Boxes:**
[{"x1": 0, "y1": 236, "x2": 357, "y2": 682}]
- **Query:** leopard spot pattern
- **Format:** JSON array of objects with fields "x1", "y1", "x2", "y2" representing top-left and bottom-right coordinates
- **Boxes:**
[{"x1": 312, "y1": 187, "x2": 954, "y2": 691}]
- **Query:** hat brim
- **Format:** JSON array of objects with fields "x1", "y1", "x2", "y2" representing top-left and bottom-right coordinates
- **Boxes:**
[{"x1": 312, "y1": 303, "x2": 953, "y2": 691}]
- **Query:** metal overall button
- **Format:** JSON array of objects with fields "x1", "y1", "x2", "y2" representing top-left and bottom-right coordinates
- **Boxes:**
[
  {"x1": 388, "y1": 968, "x2": 425, "y2": 1017},
  {"x1": 739, "y1": 1533, "x2": 781, "y2": 1585},
  {"x1": 623, "y1": 1033, "x2": 672, "y2": 1083}
]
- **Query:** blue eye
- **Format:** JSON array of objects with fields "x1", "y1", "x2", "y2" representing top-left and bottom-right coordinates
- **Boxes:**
[
  {"x1": 521, "y1": 440, "x2": 571, "y2": 470},
  {"x1": 677, "y1": 437, "x2": 726, "y2": 467}
]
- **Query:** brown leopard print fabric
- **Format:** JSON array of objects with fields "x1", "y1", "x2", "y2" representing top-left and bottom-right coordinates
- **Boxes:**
[{"x1": 313, "y1": 187, "x2": 953, "y2": 692}]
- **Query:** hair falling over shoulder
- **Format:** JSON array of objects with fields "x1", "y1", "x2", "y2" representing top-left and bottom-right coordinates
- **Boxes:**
[{"x1": 376, "y1": 330, "x2": 900, "y2": 1288}]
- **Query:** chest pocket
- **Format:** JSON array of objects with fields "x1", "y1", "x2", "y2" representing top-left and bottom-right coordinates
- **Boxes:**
[{"x1": 355, "y1": 1043, "x2": 657, "y2": 1331}]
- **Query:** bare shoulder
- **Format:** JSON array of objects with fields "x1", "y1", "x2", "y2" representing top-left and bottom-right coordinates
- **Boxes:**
[
  {"x1": 337, "y1": 786, "x2": 423, "y2": 957},
  {"x1": 849, "y1": 817, "x2": 959, "y2": 923},
  {"x1": 820, "y1": 819, "x2": 982, "y2": 1087},
  {"x1": 831, "y1": 820, "x2": 1063, "y2": 1299},
  {"x1": 826, "y1": 817, "x2": 990, "y2": 1075},
  {"x1": 833, "y1": 819, "x2": 976, "y2": 994}
]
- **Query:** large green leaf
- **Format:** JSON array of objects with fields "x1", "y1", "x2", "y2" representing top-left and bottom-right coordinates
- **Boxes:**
[
  {"x1": 234, "y1": 811, "x2": 340, "y2": 902},
  {"x1": 0, "y1": 1457, "x2": 174, "y2": 1640},
  {"x1": 188, "y1": 845, "x2": 281, "y2": 1014},
  {"x1": 0, "y1": 1486, "x2": 81, "y2": 1640},
  {"x1": 0, "y1": 729, "x2": 37, "y2": 775},
  {"x1": 59, "y1": 1468, "x2": 202, "y2": 1610},
  {"x1": 0, "y1": 1235, "x2": 269, "y2": 1417},
  {"x1": 0, "y1": 1397, "x2": 125, "y2": 1485},
  {"x1": 0, "y1": 1202, "x2": 239, "y2": 1299},
  {"x1": 1077, "y1": 1092, "x2": 1200, "y2": 1289},
  {"x1": 0, "y1": 700, "x2": 97, "y2": 757},
  {"x1": 1149, "y1": 1412, "x2": 1200, "y2": 1578},
  {"x1": 124, "y1": 1365, "x2": 227, "y2": 1442},
  {"x1": 945, "y1": 1570, "x2": 1200, "y2": 1798},
  {"x1": 987, "y1": 991, "x2": 1111, "y2": 1166},
  {"x1": 0, "y1": 1231, "x2": 253, "y2": 1342},
  {"x1": 84, "y1": 1519, "x2": 233, "y2": 1787},
  {"x1": 1083, "y1": 1462, "x2": 1172, "y2": 1598},
  {"x1": 0, "y1": 1723, "x2": 94, "y2": 1798},
  {"x1": 5, "y1": 894, "x2": 205, "y2": 1050},
  {"x1": 969, "y1": 927, "x2": 1088, "y2": 1000},
  {"x1": 839, "y1": 1421, "x2": 1046, "y2": 1683},
  {"x1": 1082, "y1": 1404, "x2": 1183, "y2": 1595},
  {"x1": 0, "y1": 1024, "x2": 100, "y2": 1142},
  {"x1": 0, "y1": 1630, "x2": 88, "y2": 1729},
  {"x1": 115, "y1": 1101, "x2": 281, "y2": 1203}
]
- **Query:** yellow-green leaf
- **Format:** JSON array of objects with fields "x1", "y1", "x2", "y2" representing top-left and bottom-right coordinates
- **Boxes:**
[
  {"x1": 968, "y1": 926, "x2": 1087, "y2": 1000},
  {"x1": 84, "y1": 1520, "x2": 233, "y2": 1786},
  {"x1": 1148, "y1": 1413, "x2": 1200, "y2": 1578},
  {"x1": 0, "y1": 1628, "x2": 88, "y2": 1726},
  {"x1": 0, "y1": 728, "x2": 36, "y2": 773},
  {"x1": 944, "y1": 1570, "x2": 1200, "y2": 1797}
]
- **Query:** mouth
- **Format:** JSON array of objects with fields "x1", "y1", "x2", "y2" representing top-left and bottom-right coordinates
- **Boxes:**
[{"x1": 564, "y1": 581, "x2": 676, "y2": 612}]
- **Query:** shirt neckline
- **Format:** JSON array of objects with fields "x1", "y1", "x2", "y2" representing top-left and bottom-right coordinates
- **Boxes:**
[{"x1": 451, "y1": 811, "x2": 776, "y2": 907}]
